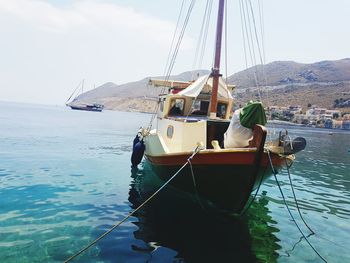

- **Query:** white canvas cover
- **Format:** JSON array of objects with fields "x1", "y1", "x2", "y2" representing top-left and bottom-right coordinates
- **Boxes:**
[{"x1": 178, "y1": 74, "x2": 233, "y2": 99}]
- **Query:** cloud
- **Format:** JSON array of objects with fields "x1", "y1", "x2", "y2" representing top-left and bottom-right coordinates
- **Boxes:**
[
  {"x1": 0, "y1": 0, "x2": 193, "y2": 48},
  {"x1": 0, "y1": 0, "x2": 196, "y2": 104},
  {"x1": 0, "y1": 0, "x2": 88, "y2": 33}
]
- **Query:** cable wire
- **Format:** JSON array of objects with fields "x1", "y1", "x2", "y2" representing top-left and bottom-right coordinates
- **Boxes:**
[{"x1": 267, "y1": 151, "x2": 327, "y2": 263}]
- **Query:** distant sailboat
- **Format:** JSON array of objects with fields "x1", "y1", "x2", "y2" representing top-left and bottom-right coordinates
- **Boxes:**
[{"x1": 66, "y1": 80, "x2": 104, "y2": 112}]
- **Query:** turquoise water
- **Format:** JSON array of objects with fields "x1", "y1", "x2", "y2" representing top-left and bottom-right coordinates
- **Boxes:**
[{"x1": 0, "y1": 102, "x2": 349, "y2": 262}]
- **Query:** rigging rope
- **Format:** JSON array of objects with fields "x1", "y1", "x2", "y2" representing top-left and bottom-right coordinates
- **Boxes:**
[
  {"x1": 238, "y1": 0, "x2": 278, "y2": 142},
  {"x1": 64, "y1": 146, "x2": 203, "y2": 262},
  {"x1": 192, "y1": 0, "x2": 211, "y2": 79},
  {"x1": 199, "y1": 0, "x2": 213, "y2": 69},
  {"x1": 165, "y1": 0, "x2": 196, "y2": 81},
  {"x1": 247, "y1": 0, "x2": 277, "y2": 140},
  {"x1": 248, "y1": 0, "x2": 267, "y2": 104},
  {"x1": 224, "y1": 0, "x2": 228, "y2": 83},
  {"x1": 163, "y1": 0, "x2": 186, "y2": 77},
  {"x1": 238, "y1": 0, "x2": 248, "y2": 70},
  {"x1": 245, "y1": 0, "x2": 261, "y2": 101},
  {"x1": 257, "y1": 0, "x2": 266, "y2": 66},
  {"x1": 257, "y1": 0, "x2": 268, "y2": 91},
  {"x1": 239, "y1": 0, "x2": 260, "y2": 99},
  {"x1": 248, "y1": 0, "x2": 264, "y2": 71},
  {"x1": 256, "y1": 0, "x2": 271, "y2": 118},
  {"x1": 147, "y1": 0, "x2": 196, "y2": 131},
  {"x1": 65, "y1": 79, "x2": 84, "y2": 104},
  {"x1": 237, "y1": 0, "x2": 272, "y2": 104}
]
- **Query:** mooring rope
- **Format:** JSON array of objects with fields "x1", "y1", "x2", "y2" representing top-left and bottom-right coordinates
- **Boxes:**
[
  {"x1": 238, "y1": 163, "x2": 268, "y2": 217},
  {"x1": 285, "y1": 159, "x2": 314, "y2": 235},
  {"x1": 64, "y1": 147, "x2": 203, "y2": 262},
  {"x1": 188, "y1": 157, "x2": 206, "y2": 210},
  {"x1": 267, "y1": 151, "x2": 328, "y2": 263},
  {"x1": 284, "y1": 159, "x2": 348, "y2": 251}
]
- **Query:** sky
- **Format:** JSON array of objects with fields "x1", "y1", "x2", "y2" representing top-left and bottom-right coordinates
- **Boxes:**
[{"x1": 0, "y1": 0, "x2": 349, "y2": 105}]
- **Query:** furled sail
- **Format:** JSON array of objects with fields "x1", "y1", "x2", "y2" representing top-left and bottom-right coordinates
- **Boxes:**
[{"x1": 178, "y1": 74, "x2": 234, "y2": 99}]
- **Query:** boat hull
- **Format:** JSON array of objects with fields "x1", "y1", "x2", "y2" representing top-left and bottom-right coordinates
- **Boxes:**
[
  {"x1": 69, "y1": 105, "x2": 103, "y2": 112},
  {"x1": 145, "y1": 151, "x2": 285, "y2": 213}
]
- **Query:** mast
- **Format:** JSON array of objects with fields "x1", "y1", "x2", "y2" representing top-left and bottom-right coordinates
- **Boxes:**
[{"x1": 209, "y1": 0, "x2": 225, "y2": 119}]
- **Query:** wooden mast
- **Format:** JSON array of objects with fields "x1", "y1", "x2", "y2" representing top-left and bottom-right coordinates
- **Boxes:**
[{"x1": 209, "y1": 0, "x2": 225, "y2": 119}]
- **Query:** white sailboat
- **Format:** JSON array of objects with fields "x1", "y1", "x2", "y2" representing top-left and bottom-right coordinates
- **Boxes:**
[
  {"x1": 66, "y1": 80, "x2": 104, "y2": 112},
  {"x1": 132, "y1": 0, "x2": 305, "y2": 212}
]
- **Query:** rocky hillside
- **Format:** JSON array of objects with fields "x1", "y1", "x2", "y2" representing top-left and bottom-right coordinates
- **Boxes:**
[
  {"x1": 228, "y1": 58, "x2": 350, "y2": 87},
  {"x1": 72, "y1": 58, "x2": 350, "y2": 112},
  {"x1": 234, "y1": 81, "x2": 350, "y2": 112},
  {"x1": 229, "y1": 58, "x2": 350, "y2": 111}
]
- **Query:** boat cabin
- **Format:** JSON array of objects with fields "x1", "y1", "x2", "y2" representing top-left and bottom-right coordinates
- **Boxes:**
[
  {"x1": 153, "y1": 75, "x2": 234, "y2": 120},
  {"x1": 148, "y1": 75, "x2": 236, "y2": 152},
  {"x1": 158, "y1": 94, "x2": 231, "y2": 120}
]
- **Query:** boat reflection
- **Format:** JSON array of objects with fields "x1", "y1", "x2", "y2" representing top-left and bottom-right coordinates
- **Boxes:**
[{"x1": 129, "y1": 165, "x2": 281, "y2": 262}]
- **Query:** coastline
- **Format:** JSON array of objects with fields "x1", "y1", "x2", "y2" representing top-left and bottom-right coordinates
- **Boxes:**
[{"x1": 267, "y1": 120, "x2": 303, "y2": 126}]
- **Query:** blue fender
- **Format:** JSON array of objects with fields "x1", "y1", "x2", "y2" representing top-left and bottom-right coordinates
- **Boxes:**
[{"x1": 131, "y1": 137, "x2": 145, "y2": 168}]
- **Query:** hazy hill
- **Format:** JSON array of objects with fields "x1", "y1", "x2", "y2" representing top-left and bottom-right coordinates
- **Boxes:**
[
  {"x1": 76, "y1": 70, "x2": 210, "y2": 101},
  {"x1": 73, "y1": 70, "x2": 209, "y2": 112},
  {"x1": 72, "y1": 59, "x2": 350, "y2": 112}
]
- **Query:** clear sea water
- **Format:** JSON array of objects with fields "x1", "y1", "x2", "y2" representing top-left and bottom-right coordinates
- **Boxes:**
[{"x1": 0, "y1": 101, "x2": 349, "y2": 263}]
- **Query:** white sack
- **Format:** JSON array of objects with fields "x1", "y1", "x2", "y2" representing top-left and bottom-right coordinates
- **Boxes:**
[{"x1": 224, "y1": 109, "x2": 253, "y2": 148}]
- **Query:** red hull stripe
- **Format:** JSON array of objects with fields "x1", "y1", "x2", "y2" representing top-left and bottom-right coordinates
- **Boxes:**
[{"x1": 145, "y1": 151, "x2": 284, "y2": 168}]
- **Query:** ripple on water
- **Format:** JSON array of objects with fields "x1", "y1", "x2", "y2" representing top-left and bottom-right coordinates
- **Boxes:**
[
  {"x1": 0, "y1": 240, "x2": 33, "y2": 248},
  {"x1": 69, "y1": 173, "x2": 84, "y2": 177}
]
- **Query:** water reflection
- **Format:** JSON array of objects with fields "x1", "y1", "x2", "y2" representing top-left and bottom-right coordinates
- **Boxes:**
[
  {"x1": 129, "y1": 165, "x2": 281, "y2": 262},
  {"x1": 245, "y1": 194, "x2": 281, "y2": 262}
]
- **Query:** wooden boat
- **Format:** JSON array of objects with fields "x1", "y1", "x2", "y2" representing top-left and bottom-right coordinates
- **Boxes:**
[{"x1": 134, "y1": 0, "x2": 303, "y2": 213}]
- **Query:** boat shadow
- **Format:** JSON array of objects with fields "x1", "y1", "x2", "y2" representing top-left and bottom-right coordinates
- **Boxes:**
[{"x1": 129, "y1": 164, "x2": 281, "y2": 263}]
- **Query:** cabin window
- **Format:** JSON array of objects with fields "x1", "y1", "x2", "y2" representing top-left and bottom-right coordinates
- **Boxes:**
[
  {"x1": 167, "y1": 125, "x2": 174, "y2": 138},
  {"x1": 217, "y1": 102, "x2": 227, "y2": 118},
  {"x1": 169, "y1": 99, "x2": 184, "y2": 116},
  {"x1": 191, "y1": 100, "x2": 209, "y2": 116}
]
